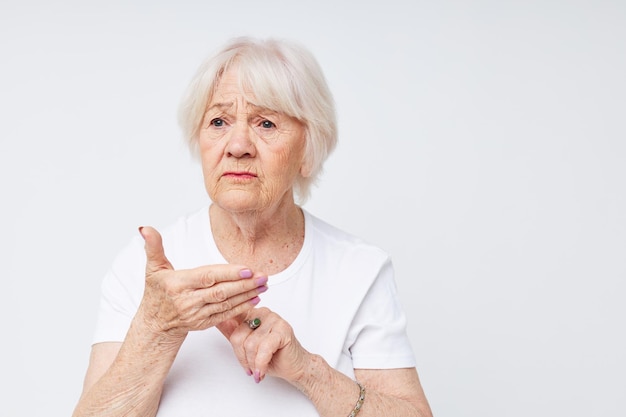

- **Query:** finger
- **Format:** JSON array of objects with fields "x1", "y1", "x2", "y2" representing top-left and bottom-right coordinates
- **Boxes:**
[
  {"x1": 195, "y1": 275, "x2": 268, "y2": 306},
  {"x1": 253, "y1": 338, "x2": 280, "y2": 383},
  {"x1": 216, "y1": 313, "x2": 246, "y2": 339},
  {"x1": 198, "y1": 284, "x2": 267, "y2": 319},
  {"x1": 216, "y1": 318, "x2": 240, "y2": 339},
  {"x1": 228, "y1": 307, "x2": 269, "y2": 373},
  {"x1": 247, "y1": 334, "x2": 277, "y2": 383},
  {"x1": 200, "y1": 295, "x2": 262, "y2": 330},
  {"x1": 246, "y1": 320, "x2": 283, "y2": 383},
  {"x1": 139, "y1": 226, "x2": 174, "y2": 273},
  {"x1": 176, "y1": 265, "x2": 260, "y2": 289}
]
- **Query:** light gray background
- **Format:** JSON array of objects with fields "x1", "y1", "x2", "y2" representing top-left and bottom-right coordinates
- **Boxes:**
[{"x1": 1, "y1": 1, "x2": 624, "y2": 416}]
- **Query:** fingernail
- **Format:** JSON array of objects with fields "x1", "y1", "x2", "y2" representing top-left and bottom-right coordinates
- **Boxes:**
[
  {"x1": 253, "y1": 370, "x2": 261, "y2": 383},
  {"x1": 245, "y1": 368, "x2": 253, "y2": 376},
  {"x1": 255, "y1": 276, "x2": 268, "y2": 286},
  {"x1": 239, "y1": 269, "x2": 253, "y2": 279},
  {"x1": 250, "y1": 296, "x2": 261, "y2": 305},
  {"x1": 138, "y1": 226, "x2": 145, "y2": 238},
  {"x1": 256, "y1": 285, "x2": 268, "y2": 294}
]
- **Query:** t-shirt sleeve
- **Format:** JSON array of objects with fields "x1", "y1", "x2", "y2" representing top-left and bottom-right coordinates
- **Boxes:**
[
  {"x1": 92, "y1": 236, "x2": 145, "y2": 344},
  {"x1": 347, "y1": 258, "x2": 417, "y2": 369}
]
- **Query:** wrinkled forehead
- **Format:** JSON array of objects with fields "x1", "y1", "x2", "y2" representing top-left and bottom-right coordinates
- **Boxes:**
[{"x1": 205, "y1": 99, "x2": 277, "y2": 117}]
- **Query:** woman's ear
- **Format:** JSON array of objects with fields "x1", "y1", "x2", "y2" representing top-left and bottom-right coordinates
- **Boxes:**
[
  {"x1": 299, "y1": 129, "x2": 314, "y2": 178},
  {"x1": 299, "y1": 154, "x2": 313, "y2": 178}
]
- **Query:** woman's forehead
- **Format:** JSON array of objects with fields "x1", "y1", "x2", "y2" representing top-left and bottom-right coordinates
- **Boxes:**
[
  {"x1": 205, "y1": 99, "x2": 277, "y2": 116},
  {"x1": 208, "y1": 81, "x2": 291, "y2": 117},
  {"x1": 207, "y1": 63, "x2": 304, "y2": 122}
]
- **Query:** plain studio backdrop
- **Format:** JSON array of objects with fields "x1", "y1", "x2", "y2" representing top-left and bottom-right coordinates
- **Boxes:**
[{"x1": 1, "y1": 1, "x2": 624, "y2": 416}]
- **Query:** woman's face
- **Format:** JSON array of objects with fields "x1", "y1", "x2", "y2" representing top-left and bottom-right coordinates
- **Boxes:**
[{"x1": 198, "y1": 67, "x2": 308, "y2": 214}]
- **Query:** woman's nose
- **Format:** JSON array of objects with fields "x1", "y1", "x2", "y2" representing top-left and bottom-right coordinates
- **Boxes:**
[{"x1": 225, "y1": 122, "x2": 256, "y2": 158}]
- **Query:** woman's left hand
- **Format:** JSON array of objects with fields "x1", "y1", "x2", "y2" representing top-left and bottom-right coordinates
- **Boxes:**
[{"x1": 217, "y1": 307, "x2": 310, "y2": 384}]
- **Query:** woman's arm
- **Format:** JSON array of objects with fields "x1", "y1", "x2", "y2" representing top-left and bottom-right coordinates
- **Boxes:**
[
  {"x1": 73, "y1": 226, "x2": 267, "y2": 417},
  {"x1": 220, "y1": 308, "x2": 433, "y2": 417},
  {"x1": 72, "y1": 321, "x2": 184, "y2": 417},
  {"x1": 296, "y1": 356, "x2": 432, "y2": 417}
]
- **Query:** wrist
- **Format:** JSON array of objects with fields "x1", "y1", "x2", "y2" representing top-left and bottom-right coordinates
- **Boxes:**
[
  {"x1": 290, "y1": 354, "x2": 366, "y2": 417},
  {"x1": 131, "y1": 308, "x2": 188, "y2": 349},
  {"x1": 291, "y1": 353, "x2": 329, "y2": 394}
]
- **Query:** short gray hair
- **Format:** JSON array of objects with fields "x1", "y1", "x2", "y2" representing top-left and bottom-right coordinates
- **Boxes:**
[{"x1": 178, "y1": 37, "x2": 338, "y2": 203}]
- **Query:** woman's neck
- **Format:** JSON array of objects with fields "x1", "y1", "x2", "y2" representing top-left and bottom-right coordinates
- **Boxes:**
[{"x1": 209, "y1": 201, "x2": 305, "y2": 275}]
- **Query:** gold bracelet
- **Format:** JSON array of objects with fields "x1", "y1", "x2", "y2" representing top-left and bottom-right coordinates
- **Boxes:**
[{"x1": 348, "y1": 381, "x2": 366, "y2": 417}]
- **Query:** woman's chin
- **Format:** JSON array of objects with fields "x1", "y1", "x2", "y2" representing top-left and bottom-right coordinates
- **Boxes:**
[{"x1": 212, "y1": 191, "x2": 265, "y2": 213}]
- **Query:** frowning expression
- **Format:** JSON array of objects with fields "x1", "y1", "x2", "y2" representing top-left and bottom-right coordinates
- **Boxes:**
[{"x1": 198, "y1": 67, "x2": 308, "y2": 213}]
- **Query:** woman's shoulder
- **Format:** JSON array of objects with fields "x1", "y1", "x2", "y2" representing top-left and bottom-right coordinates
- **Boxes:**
[{"x1": 303, "y1": 209, "x2": 390, "y2": 264}]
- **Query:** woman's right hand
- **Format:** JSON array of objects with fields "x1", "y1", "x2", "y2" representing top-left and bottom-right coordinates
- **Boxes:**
[{"x1": 136, "y1": 226, "x2": 267, "y2": 338}]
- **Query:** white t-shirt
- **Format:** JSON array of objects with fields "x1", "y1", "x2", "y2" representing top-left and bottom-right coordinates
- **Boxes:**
[{"x1": 94, "y1": 207, "x2": 416, "y2": 416}]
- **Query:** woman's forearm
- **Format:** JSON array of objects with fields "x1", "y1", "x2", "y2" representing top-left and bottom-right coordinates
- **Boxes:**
[
  {"x1": 72, "y1": 317, "x2": 186, "y2": 417},
  {"x1": 292, "y1": 354, "x2": 429, "y2": 417}
]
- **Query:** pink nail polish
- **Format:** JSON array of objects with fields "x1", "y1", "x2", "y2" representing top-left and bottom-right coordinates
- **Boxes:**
[
  {"x1": 250, "y1": 296, "x2": 261, "y2": 305},
  {"x1": 255, "y1": 276, "x2": 268, "y2": 286},
  {"x1": 245, "y1": 368, "x2": 253, "y2": 376},
  {"x1": 256, "y1": 285, "x2": 268, "y2": 294},
  {"x1": 253, "y1": 370, "x2": 261, "y2": 383},
  {"x1": 240, "y1": 269, "x2": 253, "y2": 279}
]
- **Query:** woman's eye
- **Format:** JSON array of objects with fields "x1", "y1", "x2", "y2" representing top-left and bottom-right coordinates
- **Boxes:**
[
  {"x1": 211, "y1": 118, "x2": 224, "y2": 127},
  {"x1": 261, "y1": 120, "x2": 275, "y2": 129}
]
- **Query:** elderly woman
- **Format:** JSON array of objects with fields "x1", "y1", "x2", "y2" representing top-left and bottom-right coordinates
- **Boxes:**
[{"x1": 73, "y1": 37, "x2": 432, "y2": 417}]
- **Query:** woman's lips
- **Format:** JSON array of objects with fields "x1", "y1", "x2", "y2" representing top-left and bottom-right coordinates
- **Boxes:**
[{"x1": 222, "y1": 171, "x2": 257, "y2": 180}]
